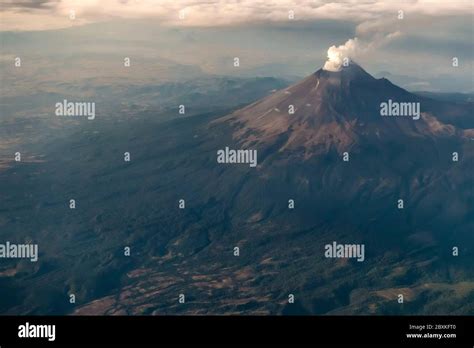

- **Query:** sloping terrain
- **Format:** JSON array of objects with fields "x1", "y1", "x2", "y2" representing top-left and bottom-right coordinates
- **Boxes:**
[{"x1": 0, "y1": 64, "x2": 473, "y2": 315}]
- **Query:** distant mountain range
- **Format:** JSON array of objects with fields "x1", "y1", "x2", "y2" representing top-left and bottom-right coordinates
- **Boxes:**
[{"x1": 374, "y1": 70, "x2": 474, "y2": 95}]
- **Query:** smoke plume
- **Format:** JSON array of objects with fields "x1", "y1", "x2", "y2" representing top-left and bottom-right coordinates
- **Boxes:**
[
  {"x1": 323, "y1": 27, "x2": 401, "y2": 72},
  {"x1": 323, "y1": 38, "x2": 360, "y2": 72}
]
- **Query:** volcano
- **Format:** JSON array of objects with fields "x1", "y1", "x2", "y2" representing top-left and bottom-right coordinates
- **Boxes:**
[
  {"x1": 1, "y1": 62, "x2": 473, "y2": 315},
  {"x1": 215, "y1": 62, "x2": 472, "y2": 159},
  {"x1": 202, "y1": 63, "x2": 474, "y2": 238}
]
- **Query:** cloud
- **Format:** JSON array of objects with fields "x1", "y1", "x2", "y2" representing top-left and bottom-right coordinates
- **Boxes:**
[
  {"x1": 322, "y1": 15, "x2": 403, "y2": 72},
  {"x1": 1, "y1": 0, "x2": 59, "y2": 11},
  {"x1": 323, "y1": 38, "x2": 360, "y2": 71},
  {"x1": 0, "y1": 0, "x2": 472, "y2": 31}
]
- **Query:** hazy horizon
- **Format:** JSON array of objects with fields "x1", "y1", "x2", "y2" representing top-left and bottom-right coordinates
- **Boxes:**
[{"x1": 1, "y1": 0, "x2": 473, "y2": 92}]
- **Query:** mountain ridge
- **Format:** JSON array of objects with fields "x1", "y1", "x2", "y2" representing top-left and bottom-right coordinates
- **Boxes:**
[{"x1": 212, "y1": 62, "x2": 472, "y2": 160}]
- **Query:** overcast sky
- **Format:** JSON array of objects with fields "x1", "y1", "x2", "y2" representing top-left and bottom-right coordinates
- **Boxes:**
[
  {"x1": 1, "y1": 0, "x2": 473, "y2": 91},
  {"x1": 1, "y1": 0, "x2": 471, "y2": 30}
]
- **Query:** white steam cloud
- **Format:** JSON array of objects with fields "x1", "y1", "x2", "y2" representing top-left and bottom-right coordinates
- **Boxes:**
[
  {"x1": 323, "y1": 29, "x2": 402, "y2": 71},
  {"x1": 323, "y1": 38, "x2": 360, "y2": 72}
]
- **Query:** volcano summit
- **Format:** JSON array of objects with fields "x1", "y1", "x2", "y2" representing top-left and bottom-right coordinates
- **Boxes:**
[{"x1": 215, "y1": 62, "x2": 472, "y2": 158}]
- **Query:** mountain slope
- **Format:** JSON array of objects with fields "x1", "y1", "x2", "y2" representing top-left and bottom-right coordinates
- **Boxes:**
[
  {"x1": 71, "y1": 63, "x2": 474, "y2": 315},
  {"x1": 214, "y1": 63, "x2": 471, "y2": 158}
]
